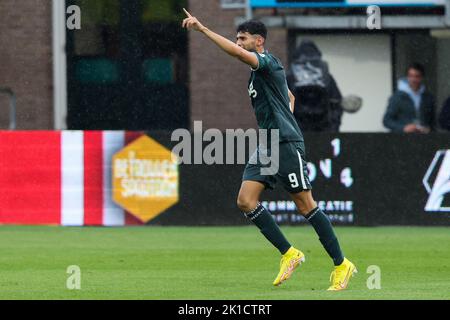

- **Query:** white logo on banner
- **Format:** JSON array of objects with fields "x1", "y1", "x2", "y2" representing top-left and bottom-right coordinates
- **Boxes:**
[{"x1": 423, "y1": 150, "x2": 450, "y2": 212}]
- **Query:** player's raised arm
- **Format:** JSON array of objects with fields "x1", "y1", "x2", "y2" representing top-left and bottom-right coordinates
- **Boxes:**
[{"x1": 182, "y1": 8, "x2": 258, "y2": 69}]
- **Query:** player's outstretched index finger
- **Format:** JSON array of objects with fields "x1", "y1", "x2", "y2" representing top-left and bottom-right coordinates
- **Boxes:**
[{"x1": 183, "y1": 8, "x2": 192, "y2": 18}]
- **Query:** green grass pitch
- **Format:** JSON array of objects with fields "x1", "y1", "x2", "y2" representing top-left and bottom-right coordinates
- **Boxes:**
[{"x1": 0, "y1": 226, "x2": 448, "y2": 300}]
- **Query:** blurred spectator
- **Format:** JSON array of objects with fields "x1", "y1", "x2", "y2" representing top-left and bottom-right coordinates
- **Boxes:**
[
  {"x1": 438, "y1": 96, "x2": 450, "y2": 131},
  {"x1": 383, "y1": 63, "x2": 435, "y2": 133},
  {"x1": 287, "y1": 39, "x2": 343, "y2": 132}
]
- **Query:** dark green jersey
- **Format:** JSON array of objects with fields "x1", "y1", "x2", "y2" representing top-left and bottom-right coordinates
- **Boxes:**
[{"x1": 248, "y1": 51, "x2": 304, "y2": 143}]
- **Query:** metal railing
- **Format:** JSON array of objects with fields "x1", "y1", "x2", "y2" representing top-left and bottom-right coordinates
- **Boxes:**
[{"x1": 0, "y1": 87, "x2": 16, "y2": 130}]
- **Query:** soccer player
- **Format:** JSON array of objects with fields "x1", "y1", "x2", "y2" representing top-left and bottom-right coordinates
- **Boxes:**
[{"x1": 182, "y1": 9, "x2": 356, "y2": 291}]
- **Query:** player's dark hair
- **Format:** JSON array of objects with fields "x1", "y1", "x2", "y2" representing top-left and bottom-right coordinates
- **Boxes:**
[
  {"x1": 237, "y1": 20, "x2": 267, "y2": 40},
  {"x1": 407, "y1": 62, "x2": 425, "y2": 76}
]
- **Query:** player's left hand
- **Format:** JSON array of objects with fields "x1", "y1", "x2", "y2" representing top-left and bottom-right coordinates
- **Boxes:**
[{"x1": 182, "y1": 8, "x2": 206, "y2": 32}]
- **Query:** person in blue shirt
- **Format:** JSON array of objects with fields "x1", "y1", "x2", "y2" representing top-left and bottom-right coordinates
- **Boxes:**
[{"x1": 383, "y1": 63, "x2": 435, "y2": 133}]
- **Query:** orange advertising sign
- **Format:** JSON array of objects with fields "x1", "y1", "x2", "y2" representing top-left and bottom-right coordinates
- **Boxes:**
[{"x1": 112, "y1": 135, "x2": 179, "y2": 223}]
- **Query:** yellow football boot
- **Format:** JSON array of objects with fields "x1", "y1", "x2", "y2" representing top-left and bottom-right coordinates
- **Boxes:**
[
  {"x1": 327, "y1": 258, "x2": 357, "y2": 291},
  {"x1": 273, "y1": 247, "x2": 305, "y2": 286}
]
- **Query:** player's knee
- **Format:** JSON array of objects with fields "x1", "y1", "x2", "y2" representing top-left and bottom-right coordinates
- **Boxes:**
[
  {"x1": 291, "y1": 192, "x2": 317, "y2": 216},
  {"x1": 300, "y1": 204, "x2": 318, "y2": 216},
  {"x1": 296, "y1": 202, "x2": 313, "y2": 216},
  {"x1": 237, "y1": 195, "x2": 258, "y2": 213}
]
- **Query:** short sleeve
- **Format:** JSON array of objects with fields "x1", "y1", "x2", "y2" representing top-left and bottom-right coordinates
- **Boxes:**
[{"x1": 251, "y1": 52, "x2": 273, "y2": 73}]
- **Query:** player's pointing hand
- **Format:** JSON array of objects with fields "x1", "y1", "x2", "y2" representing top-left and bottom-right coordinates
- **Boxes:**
[{"x1": 182, "y1": 8, "x2": 206, "y2": 32}]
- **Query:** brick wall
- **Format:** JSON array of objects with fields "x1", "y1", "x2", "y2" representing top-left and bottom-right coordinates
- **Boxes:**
[
  {"x1": 0, "y1": 1, "x2": 287, "y2": 131},
  {"x1": 188, "y1": 0, "x2": 288, "y2": 131},
  {"x1": 0, "y1": 0, "x2": 53, "y2": 129}
]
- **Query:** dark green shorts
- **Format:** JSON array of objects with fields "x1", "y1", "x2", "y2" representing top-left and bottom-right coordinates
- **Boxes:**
[{"x1": 242, "y1": 141, "x2": 312, "y2": 194}]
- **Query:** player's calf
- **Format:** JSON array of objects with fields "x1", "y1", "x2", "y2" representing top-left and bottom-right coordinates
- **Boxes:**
[
  {"x1": 242, "y1": 202, "x2": 291, "y2": 255},
  {"x1": 291, "y1": 192, "x2": 345, "y2": 267}
]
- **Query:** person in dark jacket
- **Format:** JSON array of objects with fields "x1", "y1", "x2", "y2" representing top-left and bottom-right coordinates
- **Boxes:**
[
  {"x1": 287, "y1": 40, "x2": 343, "y2": 132},
  {"x1": 383, "y1": 63, "x2": 435, "y2": 133},
  {"x1": 438, "y1": 96, "x2": 450, "y2": 131}
]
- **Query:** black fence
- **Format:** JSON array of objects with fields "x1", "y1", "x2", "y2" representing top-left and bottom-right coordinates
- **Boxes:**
[{"x1": 145, "y1": 132, "x2": 450, "y2": 226}]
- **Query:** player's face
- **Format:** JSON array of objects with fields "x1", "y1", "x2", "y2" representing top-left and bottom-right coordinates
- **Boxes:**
[{"x1": 236, "y1": 32, "x2": 261, "y2": 52}]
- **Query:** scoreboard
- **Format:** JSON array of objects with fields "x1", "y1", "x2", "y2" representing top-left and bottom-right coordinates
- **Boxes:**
[{"x1": 250, "y1": 0, "x2": 445, "y2": 8}]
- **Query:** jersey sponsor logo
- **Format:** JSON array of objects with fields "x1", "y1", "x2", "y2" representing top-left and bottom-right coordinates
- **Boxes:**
[
  {"x1": 248, "y1": 81, "x2": 257, "y2": 98},
  {"x1": 423, "y1": 149, "x2": 450, "y2": 212}
]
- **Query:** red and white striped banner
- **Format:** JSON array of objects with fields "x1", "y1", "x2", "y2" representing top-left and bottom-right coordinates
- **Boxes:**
[{"x1": 0, "y1": 131, "x2": 144, "y2": 226}]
